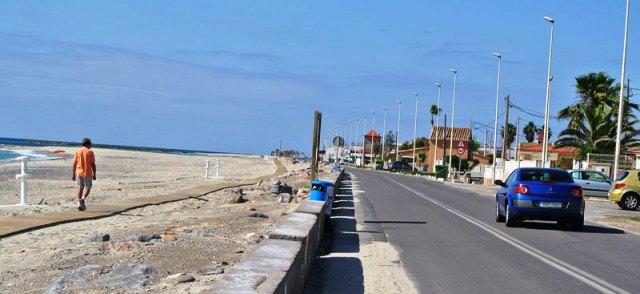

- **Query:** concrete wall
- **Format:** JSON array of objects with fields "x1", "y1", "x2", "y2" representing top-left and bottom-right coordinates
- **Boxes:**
[{"x1": 211, "y1": 170, "x2": 343, "y2": 294}]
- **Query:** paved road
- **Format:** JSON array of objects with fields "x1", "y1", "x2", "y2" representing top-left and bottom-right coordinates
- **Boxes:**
[{"x1": 349, "y1": 168, "x2": 640, "y2": 294}]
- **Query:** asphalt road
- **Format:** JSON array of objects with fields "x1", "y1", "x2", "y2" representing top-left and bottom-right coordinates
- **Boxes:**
[{"x1": 348, "y1": 168, "x2": 640, "y2": 294}]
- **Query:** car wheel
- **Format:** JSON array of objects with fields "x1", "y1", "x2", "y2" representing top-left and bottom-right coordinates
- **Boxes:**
[
  {"x1": 571, "y1": 217, "x2": 584, "y2": 231},
  {"x1": 505, "y1": 201, "x2": 517, "y2": 227},
  {"x1": 621, "y1": 194, "x2": 639, "y2": 210},
  {"x1": 495, "y1": 201, "x2": 505, "y2": 222}
]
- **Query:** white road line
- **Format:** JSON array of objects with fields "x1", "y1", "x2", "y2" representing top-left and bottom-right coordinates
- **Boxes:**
[{"x1": 386, "y1": 176, "x2": 629, "y2": 294}]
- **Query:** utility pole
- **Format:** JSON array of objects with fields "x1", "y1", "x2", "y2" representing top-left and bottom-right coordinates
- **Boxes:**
[
  {"x1": 502, "y1": 95, "x2": 510, "y2": 161},
  {"x1": 613, "y1": 0, "x2": 630, "y2": 180},
  {"x1": 310, "y1": 111, "x2": 322, "y2": 180},
  {"x1": 516, "y1": 117, "x2": 521, "y2": 168},
  {"x1": 483, "y1": 129, "x2": 488, "y2": 156}
]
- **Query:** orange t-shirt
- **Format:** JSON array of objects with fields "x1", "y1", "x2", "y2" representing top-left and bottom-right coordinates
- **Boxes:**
[{"x1": 74, "y1": 147, "x2": 95, "y2": 177}]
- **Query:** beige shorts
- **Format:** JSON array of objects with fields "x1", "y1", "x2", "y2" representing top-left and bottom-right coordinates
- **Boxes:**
[{"x1": 77, "y1": 176, "x2": 93, "y2": 188}]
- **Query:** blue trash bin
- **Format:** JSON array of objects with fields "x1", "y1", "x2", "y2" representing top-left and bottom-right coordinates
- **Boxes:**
[{"x1": 310, "y1": 180, "x2": 333, "y2": 201}]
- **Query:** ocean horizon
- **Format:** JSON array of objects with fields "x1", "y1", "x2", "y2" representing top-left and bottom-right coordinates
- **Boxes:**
[{"x1": 0, "y1": 137, "x2": 251, "y2": 163}]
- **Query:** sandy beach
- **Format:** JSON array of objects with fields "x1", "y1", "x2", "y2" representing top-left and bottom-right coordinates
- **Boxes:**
[
  {"x1": 0, "y1": 146, "x2": 275, "y2": 216},
  {"x1": 0, "y1": 146, "x2": 312, "y2": 293}
]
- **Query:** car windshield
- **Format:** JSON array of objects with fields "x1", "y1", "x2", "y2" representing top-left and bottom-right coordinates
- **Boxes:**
[
  {"x1": 519, "y1": 170, "x2": 573, "y2": 183},
  {"x1": 616, "y1": 170, "x2": 629, "y2": 181}
]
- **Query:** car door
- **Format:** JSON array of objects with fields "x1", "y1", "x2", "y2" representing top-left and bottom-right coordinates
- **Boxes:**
[
  {"x1": 584, "y1": 171, "x2": 611, "y2": 197},
  {"x1": 498, "y1": 171, "x2": 516, "y2": 212},
  {"x1": 570, "y1": 171, "x2": 587, "y2": 190}
]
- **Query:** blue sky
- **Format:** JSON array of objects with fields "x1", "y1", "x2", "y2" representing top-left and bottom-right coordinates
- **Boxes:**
[{"x1": 0, "y1": 1, "x2": 638, "y2": 154}]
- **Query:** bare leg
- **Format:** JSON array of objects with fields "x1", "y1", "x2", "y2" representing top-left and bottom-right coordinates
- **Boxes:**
[
  {"x1": 77, "y1": 185, "x2": 84, "y2": 200},
  {"x1": 83, "y1": 187, "x2": 92, "y2": 199}
]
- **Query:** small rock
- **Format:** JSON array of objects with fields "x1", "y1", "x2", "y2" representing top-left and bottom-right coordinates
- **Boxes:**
[
  {"x1": 235, "y1": 250, "x2": 244, "y2": 254},
  {"x1": 245, "y1": 232, "x2": 263, "y2": 243},
  {"x1": 124, "y1": 234, "x2": 161, "y2": 243},
  {"x1": 201, "y1": 266, "x2": 224, "y2": 275},
  {"x1": 249, "y1": 212, "x2": 268, "y2": 219},
  {"x1": 248, "y1": 207, "x2": 257, "y2": 211},
  {"x1": 166, "y1": 273, "x2": 195, "y2": 284},
  {"x1": 277, "y1": 193, "x2": 292, "y2": 203},
  {"x1": 221, "y1": 261, "x2": 229, "y2": 266},
  {"x1": 87, "y1": 234, "x2": 110, "y2": 243}
]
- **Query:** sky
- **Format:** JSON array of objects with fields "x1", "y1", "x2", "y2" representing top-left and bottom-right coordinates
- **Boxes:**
[{"x1": 0, "y1": 0, "x2": 638, "y2": 154}]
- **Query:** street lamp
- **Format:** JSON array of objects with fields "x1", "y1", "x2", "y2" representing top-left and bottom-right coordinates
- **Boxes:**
[
  {"x1": 381, "y1": 107, "x2": 388, "y2": 161},
  {"x1": 371, "y1": 111, "x2": 376, "y2": 168},
  {"x1": 412, "y1": 92, "x2": 419, "y2": 171},
  {"x1": 541, "y1": 16, "x2": 555, "y2": 168},
  {"x1": 448, "y1": 69, "x2": 458, "y2": 181},
  {"x1": 395, "y1": 100, "x2": 402, "y2": 161},
  {"x1": 433, "y1": 83, "x2": 442, "y2": 173},
  {"x1": 492, "y1": 52, "x2": 501, "y2": 183},
  {"x1": 361, "y1": 115, "x2": 367, "y2": 167},
  {"x1": 613, "y1": 0, "x2": 631, "y2": 180}
]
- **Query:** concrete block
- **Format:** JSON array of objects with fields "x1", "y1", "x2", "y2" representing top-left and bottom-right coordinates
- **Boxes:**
[
  {"x1": 269, "y1": 213, "x2": 320, "y2": 293},
  {"x1": 210, "y1": 239, "x2": 303, "y2": 294},
  {"x1": 294, "y1": 200, "x2": 326, "y2": 217}
]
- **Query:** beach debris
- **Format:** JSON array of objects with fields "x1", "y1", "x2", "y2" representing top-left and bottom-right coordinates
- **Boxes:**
[
  {"x1": 124, "y1": 234, "x2": 161, "y2": 243},
  {"x1": 224, "y1": 188, "x2": 246, "y2": 204},
  {"x1": 161, "y1": 229, "x2": 177, "y2": 241},
  {"x1": 256, "y1": 179, "x2": 263, "y2": 186},
  {"x1": 46, "y1": 264, "x2": 157, "y2": 293},
  {"x1": 38, "y1": 197, "x2": 45, "y2": 205},
  {"x1": 245, "y1": 232, "x2": 263, "y2": 243},
  {"x1": 249, "y1": 212, "x2": 268, "y2": 219},
  {"x1": 86, "y1": 234, "x2": 111, "y2": 243},
  {"x1": 165, "y1": 273, "x2": 195, "y2": 284},
  {"x1": 268, "y1": 180, "x2": 295, "y2": 196},
  {"x1": 201, "y1": 265, "x2": 224, "y2": 275},
  {"x1": 277, "y1": 193, "x2": 292, "y2": 203}
]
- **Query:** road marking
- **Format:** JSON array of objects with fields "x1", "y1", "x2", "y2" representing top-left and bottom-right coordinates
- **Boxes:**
[{"x1": 386, "y1": 176, "x2": 629, "y2": 294}]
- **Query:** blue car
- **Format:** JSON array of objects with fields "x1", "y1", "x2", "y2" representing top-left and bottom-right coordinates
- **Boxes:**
[{"x1": 495, "y1": 168, "x2": 585, "y2": 231}]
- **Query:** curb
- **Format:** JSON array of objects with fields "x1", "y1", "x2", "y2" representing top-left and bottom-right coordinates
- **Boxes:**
[{"x1": 211, "y1": 170, "x2": 344, "y2": 293}]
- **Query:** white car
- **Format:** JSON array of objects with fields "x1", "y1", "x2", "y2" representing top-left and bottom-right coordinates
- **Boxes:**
[{"x1": 567, "y1": 169, "x2": 612, "y2": 197}]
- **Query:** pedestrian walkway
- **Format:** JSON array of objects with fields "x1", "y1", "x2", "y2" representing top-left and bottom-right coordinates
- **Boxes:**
[
  {"x1": 0, "y1": 159, "x2": 286, "y2": 239},
  {"x1": 304, "y1": 172, "x2": 416, "y2": 294}
]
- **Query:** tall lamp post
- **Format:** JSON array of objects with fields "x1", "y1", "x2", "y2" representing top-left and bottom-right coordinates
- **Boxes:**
[
  {"x1": 448, "y1": 69, "x2": 458, "y2": 181},
  {"x1": 412, "y1": 92, "x2": 419, "y2": 171},
  {"x1": 613, "y1": 0, "x2": 631, "y2": 180},
  {"x1": 371, "y1": 111, "x2": 376, "y2": 168},
  {"x1": 541, "y1": 16, "x2": 555, "y2": 168},
  {"x1": 361, "y1": 115, "x2": 367, "y2": 167},
  {"x1": 492, "y1": 52, "x2": 501, "y2": 183},
  {"x1": 395, "y1": 100, "x2": 402, "y2": 161},
  {"x1": 381, "y1": 107, "x2": 388, "y2": 161},
  {"x1": 433, "y1": 83, "x2": 442, "y2": 173}
]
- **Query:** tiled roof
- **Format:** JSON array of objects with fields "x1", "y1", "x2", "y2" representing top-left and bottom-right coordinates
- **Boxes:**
[
  {"x1": 365, "y1": 129, "x2": 381, "y2": 138},
  {"x1": 519, "y1": 143, "x2": 579, "y2": 155},
  {"x1": 429, "y1": 126, "x2": 472, "y2": 141}
]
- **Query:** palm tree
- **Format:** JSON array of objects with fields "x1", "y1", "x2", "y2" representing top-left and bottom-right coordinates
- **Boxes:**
[
  {"x1": 523, "y1": 121, "x2": 537, "y2": 143},
  {"x1": 556, "y1": 104, "x2": 640, "y2": 156},
  {"x1": 536, "y1": 125, "x2": 552, "y2": 141},
  {"x1": 501, "y1": 123, "x2": 517, "y2": 149},
  {"x1": 430, "y1": 104, "x2": 440, "y2": 129},
  {"x1": 558, "y1": 72, "x2": 638, "y2": 128},
  {"x1": 556, "y1": 72, "x2": 639, "y2": 157}
]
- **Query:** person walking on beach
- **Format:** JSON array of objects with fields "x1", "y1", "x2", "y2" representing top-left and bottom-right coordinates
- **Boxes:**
[{"x1": 72, "y1": 138, "x2": 96, "y2": 211}]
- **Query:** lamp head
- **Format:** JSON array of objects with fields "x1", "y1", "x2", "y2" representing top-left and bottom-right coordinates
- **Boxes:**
[
  {"x1": 397, "y1": 100, "x2": 401, "y2": 104},
  {"x1": 435, "y1": 82, "x2": 441, "y2": 87},
  {"x1": 413, "y1": 92, "x2": 419, "y2": 96},
  {"x1": 492, "y1": 52, "x2": 501, "y2": 58},
  {"x1": 449, "y1": 68, "x2": 457, "y2": 74},
  {"x1": 544, "y1": 16, "x2": 554, "y2": 23}
]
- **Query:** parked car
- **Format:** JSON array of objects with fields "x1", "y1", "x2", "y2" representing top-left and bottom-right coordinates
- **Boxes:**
[
  {"x1": 495, "y1": 168, "x2": 585, "y2": 230},
  {"x1": 608, "y1": 170, "x2": 640, "y2": 210},
  {"x1": 567, "y1": 169, "x2": 612, "y2": 197},
  {"x1": 387, "y1": 161, "x2": 413, "y2": 172}
]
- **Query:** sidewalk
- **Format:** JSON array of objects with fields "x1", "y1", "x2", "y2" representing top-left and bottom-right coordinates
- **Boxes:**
[
  {"x1": 304, "y1": 172, "x2": 416, "y2": 294},
  {"x1": 0, "y1": 159, "x2": 286, "y2": 239}
]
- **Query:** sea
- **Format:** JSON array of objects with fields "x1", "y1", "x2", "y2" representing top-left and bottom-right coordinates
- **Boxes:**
[{"x1": 0, "y1": 137, "x2": 241, "y2": 164}]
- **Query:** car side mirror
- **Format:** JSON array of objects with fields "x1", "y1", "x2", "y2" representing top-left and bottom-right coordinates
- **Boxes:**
[{"x1": 494, "y1": 180, "x2": 506, "y2": 187}]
